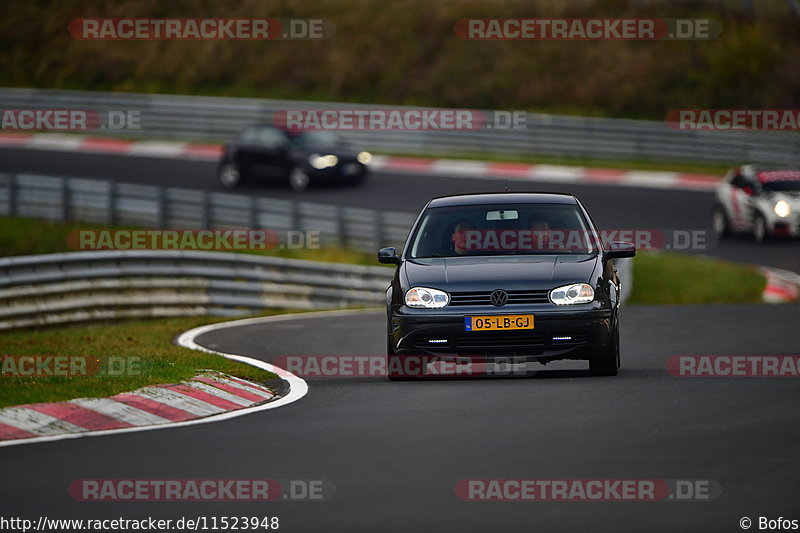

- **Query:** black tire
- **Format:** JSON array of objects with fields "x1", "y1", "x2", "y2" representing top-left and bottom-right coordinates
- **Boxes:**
[
  {"x1": 387, "y1": 355, "x2": 407, "y2": 381},
  {"x1": 590, "y1": 323, "x2": 620, "y2": 377},
  {"x1": 386, "y1": 341, "x2": 429, "y2": 381},
  {"x1": 218, "y1": 162, "x2": 243, "y2": 189},
  {"x1": 349, "y1": 172, "x2": 368, "y2": 187},
  {"x1": 289, "y1": 166, "x2": 311, "y2": 192},
  {"x1": 753, "y1": 214, "x2": 770, "y2": 243},
  {"x1": 712, "y1": 205, "x2": 731, "y2": 238},
  {"x1": 386, "y1": 333, "x2": 403, "y2": 381}
]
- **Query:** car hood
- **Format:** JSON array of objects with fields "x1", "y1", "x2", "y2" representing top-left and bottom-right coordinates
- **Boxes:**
[
  {"x1": 763, "y1": 190, "x2": 800, "y2": 206},
  {"x1": 402, "y1": 254, "x2": 600, "y2": 291}
]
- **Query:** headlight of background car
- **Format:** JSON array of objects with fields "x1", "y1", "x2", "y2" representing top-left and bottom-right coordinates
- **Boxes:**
[
  {"x1": 549, "y1": 283, "x2": 594, "y2": 305},
  {"x1": 774, "y1": 200, "x2": 791, "y2": 218},
  {"x1": 309, "y1": 153, "x2": 338, "y2": 169},
  {"x1": 357, "y1": 151, "x2": 373, "y2": 165},
  {"x1": 405, "y1": 287, "x2": 449, "y2": 308}
]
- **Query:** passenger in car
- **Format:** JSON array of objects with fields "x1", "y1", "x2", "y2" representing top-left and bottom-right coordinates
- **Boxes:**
[{"x1": 451, "y1": 219, "x2": 476, "y2": 255}]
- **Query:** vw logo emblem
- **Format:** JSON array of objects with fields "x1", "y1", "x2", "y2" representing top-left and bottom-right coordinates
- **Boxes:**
[{"x1": 490, "y1": 289, "x2": 508, "y2": 307}]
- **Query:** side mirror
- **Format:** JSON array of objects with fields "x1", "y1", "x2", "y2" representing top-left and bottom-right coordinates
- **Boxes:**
[
  {"x1": 606, "y1": 241, "x2": 636, "y2": 259},
  {"x1": 378, "y1": 247, "x2": 401, "y2": 265}
]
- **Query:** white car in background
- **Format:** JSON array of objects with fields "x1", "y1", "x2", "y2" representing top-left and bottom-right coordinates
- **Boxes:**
[{"x1": 712, "y1": 165, "x2": 800, "y2": 242}]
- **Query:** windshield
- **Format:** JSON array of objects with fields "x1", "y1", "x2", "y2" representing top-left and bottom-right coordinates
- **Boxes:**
[
  {"x1": 408, "y1": 203, "x2": 597, "y2": 258},
  {"x1": 293, "y1": 131, "x2": 344, "y2": 147},
  {"x1": 762, "y1": 181, "x2": 800, "y2": 192}
]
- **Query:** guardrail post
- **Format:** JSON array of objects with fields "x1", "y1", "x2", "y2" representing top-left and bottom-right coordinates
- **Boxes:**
[
  {"x1": 156, "y1": 186, "x2": 166, "y2": 229},
  {"x1": 375, "y1": 210, "x2": 385, "y2": 248},
  {"x1": 8, "y1": 174, "x2": 17, "y2": 217},
  {"x1": 249, "y1": 197, "x2": 258, "y2": 229},
  {"x1": 336, "y1": 206, "x2": 347, "y2": 248},
  {"x1": 291, "y1": 200, "x2": 300, "y2": 232},
  {"x1": 60, "y1": 177, "x2": 69, "y2": 222},
  {"x1": 108, "y1": 181, "x2": 117, "y2": 226},
  {"x1": 201, "y1": 191, "x2": 210, "y2": 228}
]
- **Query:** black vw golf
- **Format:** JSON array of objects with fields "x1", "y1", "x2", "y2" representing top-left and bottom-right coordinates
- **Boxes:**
[
  {"x1": 379, "y1": 192, "x2": 635, "y2": 379},
  {"x1": 218, "y1": 125, "x2": 372, "y2": 192}
]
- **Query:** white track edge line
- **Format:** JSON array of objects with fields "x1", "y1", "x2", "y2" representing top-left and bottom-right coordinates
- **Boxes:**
[{"x1": 0, "y1": 309, "x2": 379, "y2": 448}]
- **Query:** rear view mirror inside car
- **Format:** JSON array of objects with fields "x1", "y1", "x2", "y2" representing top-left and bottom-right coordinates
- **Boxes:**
[{"x1": 485, "y1": 210, "x2": 519, "y2": 221}]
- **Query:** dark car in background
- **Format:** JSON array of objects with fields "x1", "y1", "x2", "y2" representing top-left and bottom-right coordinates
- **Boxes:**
[
  {"x1": 218, "y1": 125, "x2": 372, "y2": 192},
  {"x1": 379, "y1": 192, "x2": 636, "y2": 380}
]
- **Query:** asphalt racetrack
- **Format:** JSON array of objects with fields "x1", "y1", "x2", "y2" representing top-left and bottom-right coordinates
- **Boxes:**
[
  {"x1": 2, "y1": 146, "x2": 799, "y2": 272},
  {"x1": 1, "y1": 147, "x2": 799, "y2": 532},
  {"x1": 1, "y1": 306, "x2": 799, "y2": 532}
]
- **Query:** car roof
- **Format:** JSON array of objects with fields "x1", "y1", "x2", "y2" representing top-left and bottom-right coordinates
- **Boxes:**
[
  {"x1": 757, "y1": 170, "x2": 800, "y2": 183},
  {"x1": 741, "y1": 164, "x2": 799, "y2": 176},
  {"x1": 427, "y1": 192, "x2": 578, "y2": 208}
]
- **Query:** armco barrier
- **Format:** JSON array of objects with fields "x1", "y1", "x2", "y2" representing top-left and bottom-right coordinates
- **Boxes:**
[
  {"x1": 0, "y1": 87, "x2": 798, "y2": 165},
  {"x1": 0, "y1": 250, "x2": 393, "y2": 330},
  {"x1": 0, "y1": 173, "x2": 416, "y2": 253}
]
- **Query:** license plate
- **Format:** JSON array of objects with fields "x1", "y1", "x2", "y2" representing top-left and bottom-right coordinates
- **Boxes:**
[
  {"x1": 464, "y1": 314, "x2": 534, "y2": 331},
  {"x1": 344, "y1": 162, "x2": 360, "y2": 175}
]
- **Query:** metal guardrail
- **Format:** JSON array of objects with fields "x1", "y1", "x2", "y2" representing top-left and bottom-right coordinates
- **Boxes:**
[
  {"x1": 0, "y1": 173, "x2": 417, "y2": 253},
  {"x1": 0, "y1": 87, "x2": 798, "y2": 165},
  {"x1": 0, "y1": 250, "x2": 393, "y2": 330}
]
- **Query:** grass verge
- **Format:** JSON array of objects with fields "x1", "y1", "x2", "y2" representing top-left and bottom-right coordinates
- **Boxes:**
[
  {"x1": 0, "y1": 313, "x2": 303, "y2": 408},
  {"x1": 630, "y1": 252, "x2": 766, "y2": 305},
  {"x1": 0, "y1": 216, "x2": 381, "y2": 266}
]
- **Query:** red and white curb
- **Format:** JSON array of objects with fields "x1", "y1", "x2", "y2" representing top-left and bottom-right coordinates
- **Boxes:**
[
  {"x1": 761, "y1": 267, "x2": 800, "y2": 304},
  {"x1": 0, "y1": 132, "x2": 223, "y2": 161},
  {"x1": 0, "y1": 372, "x2": 276, "y2": 444},
  {"x1": 0, "y1": 132, "x2": 721, "y2": 192},
  {"x1": 372, "y1": 157, "x2": 721, "y2": 191},
  {"x1": 0, "y1": 311, "x2": 324, "y2": 447}
]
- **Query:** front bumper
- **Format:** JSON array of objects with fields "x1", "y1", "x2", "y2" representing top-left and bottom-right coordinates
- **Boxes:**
[
  {"x1": 308, "y1": 161, "x2": 368, "y2": 182},
  {"x1": 768, "y1": 215, "x2": 800, "y2": 237},
  {"x1": 390, "y1": 306, "x2": 613, "y2": 363}
]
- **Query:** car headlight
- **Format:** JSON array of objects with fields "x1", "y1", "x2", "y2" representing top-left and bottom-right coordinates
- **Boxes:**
[
  {"x1": 405, "y1": 287, "x2": 449, "y2": 308},
  {"x1": 774, "y1": 200, "x2": 791, "y2": 218},
  {"x1": 309, "y1": 154, "x2": 338, "y2": 169},
  {"x1": 549, "y1": 283, "x2": 594, "y2": 305},
  {"x1": 357, "y1": 151, "x2": 373, "y2": 165}
]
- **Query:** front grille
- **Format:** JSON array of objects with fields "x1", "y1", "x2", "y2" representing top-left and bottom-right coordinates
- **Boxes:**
[
  {"x1": 412, "y1": 331, "x2": 588, "y2": 353},
  {"x1": 449, "y1": 289, "x2": 550, "y2": 306},
  {"x1": 455, "y1": 331, "x2": 545, "y2": 349}
]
